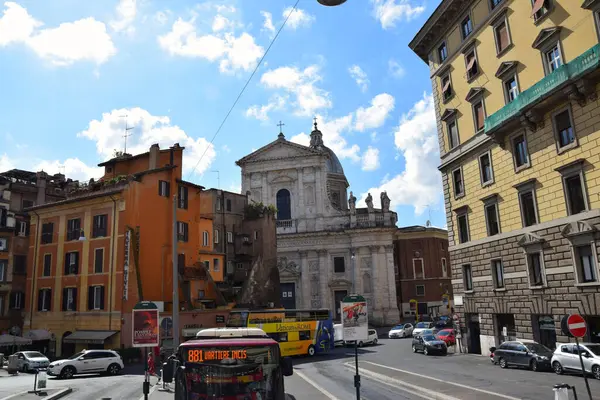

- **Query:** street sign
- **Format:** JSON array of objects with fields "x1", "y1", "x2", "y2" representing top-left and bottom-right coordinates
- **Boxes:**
[
  {"x1": 567, "y1": 314, "x2": 587, "y2": 338},
  {"x1": 341, "y1": 294, "x2": 368, "y2": 342},
  {"x1": 132, "y1": 301, "x2": 160, "y2": 348}
]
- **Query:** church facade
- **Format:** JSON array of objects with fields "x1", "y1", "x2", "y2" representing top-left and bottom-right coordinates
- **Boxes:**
[{"x1": 236, "y1": 122, "x2": 400, "y2": 325}]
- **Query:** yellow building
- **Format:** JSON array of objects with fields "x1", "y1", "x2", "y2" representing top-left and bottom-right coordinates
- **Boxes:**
[{"x1": 410, "y1": 0, "x2": 600, "y2": 355}]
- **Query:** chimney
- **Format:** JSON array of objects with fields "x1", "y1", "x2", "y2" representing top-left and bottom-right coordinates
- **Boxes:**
[
  {"x1": 35, "y1": 171, "x2": 48, "y2": 205},
  {"x1": 149, "y1": 143, "x2": 160, "y2": 170}
]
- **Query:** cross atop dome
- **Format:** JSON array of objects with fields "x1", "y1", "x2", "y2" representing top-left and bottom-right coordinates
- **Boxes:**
[{"x1": 310, "y1": 117, "x2": 323, "y2": 148}]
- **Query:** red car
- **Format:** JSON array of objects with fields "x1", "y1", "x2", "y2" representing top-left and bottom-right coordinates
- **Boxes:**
[{"x1": 436, "y1": 329, "x2": 456, "y2": 346}]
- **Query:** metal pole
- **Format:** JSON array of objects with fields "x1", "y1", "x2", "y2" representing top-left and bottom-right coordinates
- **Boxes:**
[
  {"x1": 354, "y1": 342, "x2": 360, "y2": 400},
  {"x1": 574, "y1": 337, "x2": 592, "y2": 400},
  {"x1": 143, "y1": 348, "x2": 149, "y2": 400},
  {"x1": 172, "y1": 194, "x2": 180, "y2": 349}
]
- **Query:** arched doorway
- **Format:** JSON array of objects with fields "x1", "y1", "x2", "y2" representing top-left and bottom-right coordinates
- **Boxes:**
[
  {"x1": 276, "y1": 189, "x2": 291, "y2": 220},
  {"x1": 61, "y1": 331, "x2": 75, "y2": 357}
]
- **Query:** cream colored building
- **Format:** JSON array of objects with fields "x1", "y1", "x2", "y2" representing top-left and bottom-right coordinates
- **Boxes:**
[{"x1": 410, "y1": 0, "x2": 600, "y2": 354}]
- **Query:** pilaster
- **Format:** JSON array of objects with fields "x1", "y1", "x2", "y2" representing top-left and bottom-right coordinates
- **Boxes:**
[{"x1": 299, "y1": 250, "x2": 310, "y2": 308}]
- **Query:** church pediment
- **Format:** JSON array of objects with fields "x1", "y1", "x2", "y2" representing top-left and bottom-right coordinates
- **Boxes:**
[
  {"x1": 518, "y1": 232, "x2": 544, "y2": 247},
  {"x1": 328, "y1": 278, "x2": 352, "y2": 288},
  {"x1": 236, "y1": 138, "x2": 320, "y2": 166}
]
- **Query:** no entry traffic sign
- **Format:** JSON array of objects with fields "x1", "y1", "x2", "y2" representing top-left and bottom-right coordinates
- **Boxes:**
[{"x1": 563, "y1": 314, "x2": 587, "y2": 338}]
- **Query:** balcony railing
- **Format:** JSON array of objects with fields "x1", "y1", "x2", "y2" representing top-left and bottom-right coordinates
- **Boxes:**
[{"x1": 485, "y1": 43, "x2": 600, "y2": 133}]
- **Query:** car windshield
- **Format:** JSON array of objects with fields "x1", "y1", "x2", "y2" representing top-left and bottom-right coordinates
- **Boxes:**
[
  {"x1": 421, "y1": 329, "x2": 433, "y2": 335},
  {"x1": 393, "y1": 325, "x2": 404, "y2": 329},
  {"x1": 68, "y1": 352, "x2": 85, "y2": 360},
  {"x1": 182, "y1": 345, "x2": 280, "y2": 399},
  {"x1": 525, "y1": 343, "x2": 551, "y2": 353},
  {"x1": 437, "y1": 331, "x2": 450, "y2": 336},
  {"x1": 24, "y1": 352, "x2": 45, "y2": 358},
  {"x1": 416, "y1": 322, "x2": 429, "y2": 328},
  {"x1": 585, "y1": 344, "x2": 600, "y2": 356},
  {"x1": 422, "y1": 335, "x2": 437, "y2": 341}
]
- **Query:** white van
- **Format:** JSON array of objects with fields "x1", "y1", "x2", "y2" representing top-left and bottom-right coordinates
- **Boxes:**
[{"x1": 334, "y1": 324, "x2": 344, "y2": 347}]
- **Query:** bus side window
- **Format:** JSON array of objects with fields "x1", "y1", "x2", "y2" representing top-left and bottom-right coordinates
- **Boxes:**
[
  {"x1": 268, "y1": 333, "x2": 279, "y2": 342},
  {"x1": 279, "y1": 332, "x2": 288, "y2": 342},
  {"x1": 299, "y1": 331, "x2": 311, "y2": 341}
]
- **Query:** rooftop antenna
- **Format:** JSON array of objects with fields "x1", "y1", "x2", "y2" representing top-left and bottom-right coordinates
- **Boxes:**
[
  {"x1": 210, "y1": 170, "x2": 220, "y2": 189},
  {"x1": 120, "y1": 114, "x2": 134, "y2": 154},
  {"x1": 425, "y1": 205, "x2": 432, "y2": 227}
]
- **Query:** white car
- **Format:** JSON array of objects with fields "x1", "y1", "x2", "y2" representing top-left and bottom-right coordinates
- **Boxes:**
[
  {"x1": 551, "y1": 343, "x2": 600, "y2": 379},
  {"x1": 388, "y1": 323, "x2": 414, "y2": 338},
  {"x1": 346, "y1": 329, "x2": 378, "y2": 347},
  {"x1": 412, "y1": 322, "x2": 433, "y2": 337},
  {"x1": 47, "y1": 349, "x2": 124, "y2": 379},
  {"x1": 14, "y1": 351, "x2": 50, "y2": 372}
]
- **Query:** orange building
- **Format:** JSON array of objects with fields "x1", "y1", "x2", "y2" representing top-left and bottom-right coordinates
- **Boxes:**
[{"x1": 23, "y1": 144, "x2": 224, "y2": 356}]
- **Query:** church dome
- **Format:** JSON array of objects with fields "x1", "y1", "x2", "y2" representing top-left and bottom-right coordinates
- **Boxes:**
[{"x1": 324, "y1": 146, "x2": 345, "y2": 175}]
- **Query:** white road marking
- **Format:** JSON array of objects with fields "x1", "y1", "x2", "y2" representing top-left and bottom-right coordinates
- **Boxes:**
[
  {"x1": 294, "y1": 370, "x2": 341, "y2": 400},
  {"x1": 362, "y1": 361, "x2": 522, "y2": 400},
  {"x1": 343, "y1": 363, "x2": 454, "y2": 400}
]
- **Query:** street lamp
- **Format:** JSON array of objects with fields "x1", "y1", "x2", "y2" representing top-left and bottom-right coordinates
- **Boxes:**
[{"x1": 317, "y1": 0, "x2": 347, "y2": 5}]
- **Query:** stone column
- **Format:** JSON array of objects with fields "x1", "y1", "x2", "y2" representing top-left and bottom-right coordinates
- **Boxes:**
[
  {"x1": 315, "y1": 168, "x2": 323, "y2": 214},
  {"x1": 318, "y1": 249, "x2": 329, "y2": 309},
  {"x1": 297, "y1": 168, "x2": 304, "y2": 216},
  {"x1": 384, "y1": 244, "x2": 400, "y2": 324},
  {"x1": 369, "y1": 245, "x2": 383, "y2": 325},
  {"x1": 261, "y1": 172, "x2": 268, "y2": 205},
  {"x1": 352, "y1": 248, "x2": 359, "y2": 294},
  {"x1": 299, "y1": 251, "x2": 310, "y2": 308}
]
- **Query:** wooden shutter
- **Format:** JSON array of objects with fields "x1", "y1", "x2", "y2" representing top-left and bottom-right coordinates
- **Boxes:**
[
  {"x1": 498, "y1": 23, "x2": 509, "y2": 51},
  {"x1": 88, "y1": 286, "x2": 94, "y2": 310},
  {"x1": 178, "y1": 253, "x2": 186, "y2": 274},
  {"x1": 100, "y1": 286, "x2": 105, "y2": 310},
  {"x1": 62, "y1": 288, "x2": 68, "y2": 311},
  {"x1": 37, "y1": 290, "x2": 43, "y2": 311},
  {"x1": 95, "y1": 248, "x2": 103, "y2": 273},
  {"x1": 477, "y1": 103, "x2": 485, "y2": 130},
  {"x1": 9, "y1": 292, "x2": 15, "y2": 309},
  {"x1": 74, "y1": 252, "x2": 79, "y2": 274},
  {"x1": 72, "y1": 288, "x2": 78, "y2": 311},
  {"x1": 64, "y1": 253, "x2": 70, "y2": 275},
  {"x1": 46, "y1": 289, "x2": 51, "y2": 311}
]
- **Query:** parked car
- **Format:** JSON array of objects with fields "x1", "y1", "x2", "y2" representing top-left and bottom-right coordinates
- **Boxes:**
[
  {"x1": 412, "y1": 321, "x2": 433, "y2": 337},
  {"x1": 415, "y1": 328, "x2": 435, "y2": 337},
  {"x1": 433, "y1": 317, "x2": 453, "y2": 330},
  {"x1": 47, "y1": 349, "x2": 124, "y2": 379},
  {"x1": 436, "y1": 329, "x2": 456, "y2": 346},
  {"x1": 13, "y1": 351, "x2": 50, "y2": 372},
  {"x1": 494, "y1": 341, "x2": 553, "y2": 371},
  {"x1": 345, "y1": 329, "x2": 378, "y2": 347},
  {"x1": 551, "y1": 343, "x2": 600, "y2": 379},
  {"x1": 388, "y1": 323, "x2": 413, "y2": 339},
  {"x1": 412, "y1": 334, "x2": 447, "y2": 356}
]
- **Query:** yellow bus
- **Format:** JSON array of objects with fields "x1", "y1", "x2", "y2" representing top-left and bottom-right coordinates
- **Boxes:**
[{"x1": 227, "y1": 309, "x2": 334, "y2": 357}]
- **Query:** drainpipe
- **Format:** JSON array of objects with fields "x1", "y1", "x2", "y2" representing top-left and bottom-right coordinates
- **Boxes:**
[
  {"x1": 29, "y1": 211, "x2": 41, "y2": 329},
  {"x1": 108, "y1": 195, "x2": 117, "y2": 331}
]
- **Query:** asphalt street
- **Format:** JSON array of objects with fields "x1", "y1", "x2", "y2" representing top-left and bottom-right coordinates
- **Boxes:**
[{"x1": 3, "y1": 338, "x2": 600, "y2": 399}]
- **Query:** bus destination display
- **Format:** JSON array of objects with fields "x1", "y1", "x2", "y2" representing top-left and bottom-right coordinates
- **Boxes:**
[{"x1": 186, "y1": 349, "x2": 248, "y2": 363}]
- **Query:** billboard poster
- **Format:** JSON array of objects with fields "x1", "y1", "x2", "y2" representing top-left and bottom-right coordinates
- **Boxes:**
[
  {"x1": 341, "y1": 294, "x2": 368, "y2": 342},
  {"x1": 132, "y1": 302, "x2": 159, "y2": 348}
]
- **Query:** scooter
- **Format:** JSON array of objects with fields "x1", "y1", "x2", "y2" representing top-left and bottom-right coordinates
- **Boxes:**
[{"x1": 489, "y1": 347, "x2": 497, "y2": 364}]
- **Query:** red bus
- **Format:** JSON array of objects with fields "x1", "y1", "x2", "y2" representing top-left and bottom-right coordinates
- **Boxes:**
[{"x1": 173, "y1": 328, "x2": 294, "y2": 400}]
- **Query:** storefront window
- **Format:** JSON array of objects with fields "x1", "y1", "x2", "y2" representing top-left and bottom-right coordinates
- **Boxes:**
[
  {"x1": 585, "y1": 316, "x2": 600, "y2": 344},
  {"x1": 534, "y1": 315, "x2": 556, "y2": 349}
]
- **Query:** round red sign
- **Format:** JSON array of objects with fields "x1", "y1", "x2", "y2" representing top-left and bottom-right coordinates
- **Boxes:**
[{"x1": 567, "y1": 314, "x2": 587, "y2": 338}]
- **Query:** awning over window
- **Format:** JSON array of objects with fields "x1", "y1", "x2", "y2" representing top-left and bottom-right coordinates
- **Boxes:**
[
  {"x1": 62, "y1": 330, "x2": 118, "y2": 344},
  {"x1": 24, "y1": 329, "x2": 52, "y2": 341}
]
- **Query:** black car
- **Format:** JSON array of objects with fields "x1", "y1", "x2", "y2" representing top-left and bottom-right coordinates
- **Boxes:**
[
  {"x1": 493, "y1": 341, "x2": 553, "y2": 371},
  {"x1": 412, "y1": 334, "x2": 447, "y2": 356}
]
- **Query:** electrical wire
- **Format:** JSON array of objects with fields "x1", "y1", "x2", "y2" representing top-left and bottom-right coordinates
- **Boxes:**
[{"x1": 187, "y1": 0, "x2": 301, "y2": 179}]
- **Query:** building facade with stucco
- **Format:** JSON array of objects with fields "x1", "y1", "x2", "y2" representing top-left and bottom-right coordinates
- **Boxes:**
[{"x1": 236, "y1": 122, "x2": 401, "y2": 326}]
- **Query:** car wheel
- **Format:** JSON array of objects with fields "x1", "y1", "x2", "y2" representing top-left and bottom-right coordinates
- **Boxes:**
[
  {"x1": 412, "y1": 345, "x2": 417, "y2": 353},
  {"x1": 307, "y1": 345, "x2": 316, "y2": 357},
  {"x1": 530, "y1": 359, "x2": 538, "y2": 372},
  {"x1": 61, "y1": 366, "x2": 76, "y2": 379},
  {"x1": 499, "y1": 357, "x2": 508, "y2": 369},
  {"x1": 358, "y1": 341, "x2": 363, "y2": 347},
  {"x1": 107, "y1": 363, "x2": 121, "y2": 376},
  {"x1": 553, "y1": 361, "x2": 563, "y2": 375},
  {"x1": 424, "y1": 347, "x2": 429, "y2": 356},
  {"x1": 401, "y1": 332, "x2": 405, "y2": 338},
  {"x1": 592, "y1": 365, "x2": 600, "y2": 380},
  {"x1": 373, "y1": 338, "x2": 378, "y2": 345}
]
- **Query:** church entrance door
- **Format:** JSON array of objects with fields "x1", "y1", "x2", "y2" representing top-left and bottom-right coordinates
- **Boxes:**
[
  {"x1": 333, "y1": 290, "x2": 348, "y2": 322},
  {"x1": 280, "y1": 282, "x2": 296, "y2": 309}
]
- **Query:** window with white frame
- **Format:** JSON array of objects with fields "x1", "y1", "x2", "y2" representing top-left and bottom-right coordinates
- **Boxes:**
[
  {"x1": 575, "y1": 244, "x2": 597, "y2": 283},
  {"x1": 465, "y1": 49, "x2": 479, "y2": 81},
  {"x1": 416, "y1": 285, "x2": 425, "y2": 296},
  {"x1": 203, "y1": 231, "x2": 209, "y2": 246},
  {"x1": 504, "y1": 75, "x2": 519, "y2": 103},
  {"x1": 483, "y1": 196, "x2": 500, "y2": 237},
  {"x1": 461, "y1": 15, "x2": 473, "y2": 40},
  {"x1": 490, "y1": 0, "x2": 504, "y2": 9},
  {"x1": 452, "y1": 168, "x2": 464, "y2": 198},
  {"x1": 216, "y1": 197, "x2": 221, "y2": 211},
  {"x1": 518, "y1": 233, "x2": 546, "y2": 288},
  {"x1": 254, "y1": 231, "x2": 258, "y2": 240},
  {"x1": 531, "y1": 0, "x2": 551, "y2": 22},
  {"x1": 214, "y1": 229, "x2": 219, "y2": 244},
  {"x1": 516, "y1": 180, "x2": 539, "y2": 227},
  {"x1": 491, "y1": 259, "x2": 505, "y2": 289},
  {"x1": 227, "y1": 232, "x2": 233, "y2": 243},
  {"x1": 93, "y1": 286, "x2": 103, "y2": 310},
  {"x1": 472, "y1": 98, "x2": 485, "y2": 133},
  {"x1": 447, "y1": 119, "x2": 459, "y2": 150},
  {"x1": 561, "y1": 221, "x2": 600, "y2": 285},
  {"x1": 479, "y1": 152, "x2": 494, "y2": 186},
  {"x1": 557, "y1": 161, "x2": 589, "y2": 216},
  {"x1": 528, "y1": 253, "x2": 545, "y2": 287},
  {"x1": 412, "y1": 258, "x2": 425, "y2": 279},
  {"x1": 438, "y1": 41, "x2": 447, "y2": 63},
  {"x1": 64, "y1": 287, "x2": 77, "y2": 311},
  {"x1": 38, "y1": 288, "x2": 52, "y2": 311},
  {"x1": 493, "y1": 17, "x2": 511, "y2": 55},
  {"x1": 545, "y1": 44, "x2": 562, "y2": 74},
  {"x1": 441, "y1": 258, "x2": 448, "y2": 278},
  {"x1": 0, "y1": 237, "x2": 6, "y2": 251},
  {"x1": 462, "y1": 265, "x2": 473, "y2": 292},
  {"x1": 552, "y1": 108, "x2": 577, "y2": 152},
  {"x1": 0, "y1": 260, "x2": 6, "y2": 282},
  {"x1": 512, "y1": 133, "x2": 530, "y2": 171},
  {"x1": 441, "y1": 74, "x2": 453, "y2": 102},
  {"x1": 457, "y1": 211, "x2": 470, "y2": 244},
  {"x1": 177, "y1": 221, "x2": 189, "y2": 242},
  {"x1": 10, "y1": 291, "x2": 23, "y2": 310},
  {"x1": 18, "y1": 221, "x2": 27, "y2": 237}
]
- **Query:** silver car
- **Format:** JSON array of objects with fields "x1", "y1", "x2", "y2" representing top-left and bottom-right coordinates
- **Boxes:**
[
  {"x1": 14, "y1": 351, "x2": 50, "y2": 372},
  {"x1": 551, "y1": 343, "x2": 600, "y2": 380}
]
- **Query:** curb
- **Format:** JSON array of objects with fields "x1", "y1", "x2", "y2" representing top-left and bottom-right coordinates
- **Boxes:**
[{"x1": 0, "y1": 387, "x2": 72, "y2": 400}]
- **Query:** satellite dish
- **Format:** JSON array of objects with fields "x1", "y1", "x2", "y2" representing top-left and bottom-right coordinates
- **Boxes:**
[{"x1": 317, "y1": 0, "x2": 348, "y2": 6}]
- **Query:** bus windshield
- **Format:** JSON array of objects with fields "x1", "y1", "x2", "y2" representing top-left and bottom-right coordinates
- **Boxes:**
[{"x1": 181, "y1": 344, "x2": 281, "y2": 400}]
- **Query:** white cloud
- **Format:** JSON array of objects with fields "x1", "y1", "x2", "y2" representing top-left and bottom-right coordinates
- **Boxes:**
[
  {"x1": 248, "y1": 64, "x2": 331, "y2": 118},
  {"x1": 371, "y1": 0, "x2": 425, "y2": 29},
  {"x1": 354, "y1": 93, "x2": 395, "y2": 132},
  {"x1": 0, "y1": 2, "x2": 116, "y2": 66},
  {"x1": 348, "y1": 65, "x2": 369, "y2": 92},
  {"x1": 0, "y1": 154, "x2": 15, "y2": 171},
  {"x1": 110, "y1": 0, "x2": 137, "y2": 34},
  {"x1": 221, "y1": 144, "x2": 231, "y2": 153},
  {"x1": 35, "y1": 158, "x2": 103, "y2": 182},
  {"x1": 362, "y1": 147, "x2": 380, "y2": 171},
  {"x1": 245, "y1": 94, "x2": 286, "y2": 121},
  {"x1": 212, "y1": 14, "x2": 231, "y2": 32},
  {"x1": 158, "y1": 17, "x2": 264, "y2": 74},
  {"x1": 359, "y1": 93, "x2": 442, "y2": 215},
  {"x1": 0, "y1": 1, "x2": 41, "y2": 46},
  {"x1": 77, "y1": 107, "x2": 216, "y2": 176},
  {"x1": 228, "y1": 181, "x2": 241, "y2": 193},
  {"x1": 283, "y1": 7, "x2": 314, "y2": 30},
  {"x1": 370, "y1": 132, "x2": 378, "y2": 142},
  {"x1": 388, "y1": 59, "x2": 405, "y2": 79},
  {"x1": 290, "y1": 133, "x2": 310, "y2": 146},
  {"x1": 154, "y1": 10, "x2": 171, "y2": 25},
  {"x1": 261, "y1": 11, "x2": 275, "y2": 35}
]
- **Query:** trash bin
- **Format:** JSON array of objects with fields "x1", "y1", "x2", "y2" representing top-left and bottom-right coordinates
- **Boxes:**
[
  {"x1": 162, "y1": 360, "x2": 174, "y2": 383},
  {"x1": 7, "y1": 354, "x2": 19, "y2": 375},
  {"x1": 553, "y1": 383, "x2": 575, "y2": 400}
]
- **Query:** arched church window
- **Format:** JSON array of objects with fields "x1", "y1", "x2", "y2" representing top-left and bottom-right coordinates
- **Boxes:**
[
  {"x1": 276, "y1": 189, "x2": 291, "y2": 220},
  {"x1": 363, "y1": 273, "x2": 372, "y2": 293}
]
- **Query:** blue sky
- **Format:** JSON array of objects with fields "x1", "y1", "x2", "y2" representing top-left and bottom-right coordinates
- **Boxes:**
[{"x1": 0, "y1": 0, "x2": 445, "y2": 228}]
